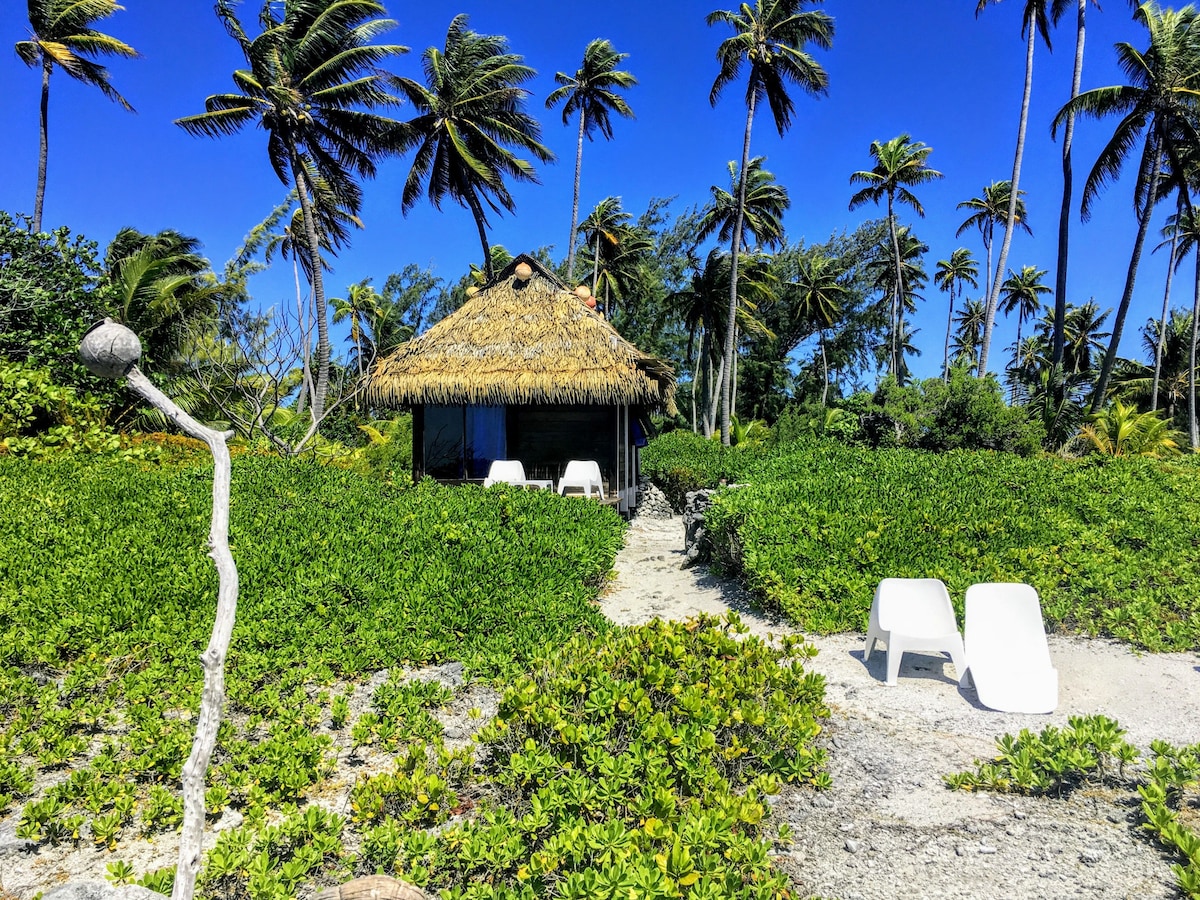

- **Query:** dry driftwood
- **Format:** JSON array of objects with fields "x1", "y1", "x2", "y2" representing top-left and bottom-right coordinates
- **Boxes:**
[
  {"x1": 315, "y1": 875, "x2": 428, "y2": 900},
  {"x1": 79, "y1": 319, "x2": 238, "y2": 900}
]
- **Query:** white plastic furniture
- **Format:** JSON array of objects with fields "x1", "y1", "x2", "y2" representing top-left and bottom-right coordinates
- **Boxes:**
[
  {"x1": 864, "y1": 578, "x2": 967, "y2": 686},
  {"x1": 483, "y1": 460, "x2": 528, "y2": 488},
  {"x1": 557, "y1": 460, "x2": 605, "y2": 499},
  {"x1": 962, "y1": 582, "x2": 1058, "y2": 714}
]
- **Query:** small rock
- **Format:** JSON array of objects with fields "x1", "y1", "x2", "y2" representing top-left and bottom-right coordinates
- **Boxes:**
[
  {"x1": 956, "y1": 845, "x2": 968, "y2": 857},
  {"x1": 811, "y1": 796, "x2": 835, "y2": 809},
  {"x1": 1079, "y1": 847, "x2": 1105, "y2": 865},
  {"x1": 845, "y1": 838, "x2": 863, "y2": 854},
  {"x1": 979, "y1": 844, "x2": 998, "y2": 855}
]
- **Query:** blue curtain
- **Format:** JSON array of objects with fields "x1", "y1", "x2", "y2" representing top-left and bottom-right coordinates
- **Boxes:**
[{"x1": 466, "y1": 405, "x2": 506, "y2": 478}]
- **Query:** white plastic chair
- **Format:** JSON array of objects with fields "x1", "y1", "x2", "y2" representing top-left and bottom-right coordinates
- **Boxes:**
[
  {"x1": 557, "y1": 460, "x2": 605, "y2": 499},
  {"x1": 962, "y1": 582, "x2": 1058, "y2": 714},
  {"x1": 864, "y1": 578, "x2": 966, "y2": 686},
  {"x1": 483, "y1": 459, "x2": 527, "y2": 488}
]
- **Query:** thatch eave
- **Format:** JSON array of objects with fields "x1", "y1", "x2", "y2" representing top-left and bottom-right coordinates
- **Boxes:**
[{"x1": 368, "y1": 254, "x2": 677, "y2": 414}]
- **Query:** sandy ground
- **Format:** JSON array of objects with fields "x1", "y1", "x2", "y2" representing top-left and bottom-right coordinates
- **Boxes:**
[{"x1": 601, "y1": 513, "x2": 1200, "y2": 899}]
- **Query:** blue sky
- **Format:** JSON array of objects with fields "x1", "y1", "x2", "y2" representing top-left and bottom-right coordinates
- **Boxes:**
[{"x1": 0, "y1": 1, "x2": 1175, "y2": 383}]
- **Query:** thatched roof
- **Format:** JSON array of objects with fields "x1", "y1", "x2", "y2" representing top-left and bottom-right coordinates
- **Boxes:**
[{"x1": 368, "y1": 254, "x2": 676, "y2": 412}]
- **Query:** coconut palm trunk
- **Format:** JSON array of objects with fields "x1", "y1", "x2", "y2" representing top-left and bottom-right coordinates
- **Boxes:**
[
  {"x1": 1190, "y1": 244, "x2": 1199, "y2": 449},
  {"x1": 980, "y1": 17, "x2": 1036, "y2": 375},
  {"x1": 1151, "y1": 211, "x2": 1180, "y2": 411},
  {"x1": 721, "y1": 95, "x2": 755, "y2": 445},
  {"x1": 943, "y1": 284, "x2": 958, "y2": 381},
  {"x1": 33, "y1": 60, "x2": 52, "y2": 233},
  {"x1": 1091, "y1": 135, "x2": 1163, "y2": 411},
  {"x1": 467, "y1": 193, "x2": 494, "y2": 282},
  {"x1": 886, "y1": 190, "x2": 905, "y2": 381},
  {"x1": 292, "y1": 159, "x2": 331, "y2": 421},
  {"x1": 1053, "y1": 0, "x2": 1088, "y2": 371},
  {"x1": 820, "y1": 329, "x2": 830, "y2": 406},
  {"x1": 567, "y1": 111, "x2": 586, "y2": 280}
]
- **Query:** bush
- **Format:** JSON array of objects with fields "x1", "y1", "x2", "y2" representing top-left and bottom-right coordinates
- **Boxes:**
[
  {"x1": 640, "y1": 431, "x2": 767, "y2": 512},
  {"x1": 698, "y1": 440, "x2": 1200, "y2": 650},
  {"x1": 395, "y1": 615, "x2": 829, "y2": 898},
  {"x1": 833, "y1": 373, "x2": 1044, "y2": 455},
  {"x1": 0, "y1": 361, "x2": 120, "y2": 457}
]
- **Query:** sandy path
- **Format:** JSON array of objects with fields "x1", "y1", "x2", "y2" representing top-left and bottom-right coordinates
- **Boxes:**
[{"x1": 600, "y1": 513, "x2": 1200, "y2": 900}]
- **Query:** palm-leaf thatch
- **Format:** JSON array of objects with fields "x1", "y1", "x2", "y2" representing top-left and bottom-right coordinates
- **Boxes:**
[{"x1": 368, "y1": 254, "x2": 676, "y2": 412}]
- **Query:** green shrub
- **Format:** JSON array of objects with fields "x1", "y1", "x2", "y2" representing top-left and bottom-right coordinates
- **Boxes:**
[
  {"x1": 378, "y1": 615, "x2": 828, "y2": 898},
  {"x1": 0, "y1": 361, "x2": 120, "y2": 457},
  {"x1": 699, "y1": 440, "x2": 1200, "y2": 650},
  {"x1": 640, "y1": 431, "x2": 766, "y2": 512},
  {"x1": 835, "y1": 373, "x2": 1044, "y2": 455}
]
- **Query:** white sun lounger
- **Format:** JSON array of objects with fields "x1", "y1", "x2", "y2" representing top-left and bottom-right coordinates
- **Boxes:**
[
  {"x1": 962, "y1": 582, "x2": 1058, "y2": 714},
  {"x1": 864, "y1": 578, "x2": 967, "y2": 686},
  {"x1": 483, "y1": 460, "x2": 529, "y2": 488},
  {"x1": 557, "y1": 460, "x2": 605, "y2": 499}
]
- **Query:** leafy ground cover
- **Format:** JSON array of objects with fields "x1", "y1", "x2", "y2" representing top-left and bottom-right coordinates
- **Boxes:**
[
  {"x1": 645, "y1": 432, "x2": 1200, "y2": 651},
  {"x1": 0, "y1": 456, "x2": 618, "y2": 838},
  {"x1": 0, "y1": 457, "x2": 830, "y2": 897},
  {"x1": 947, "y1": 715, "x2": 1200, "y2": 899}
]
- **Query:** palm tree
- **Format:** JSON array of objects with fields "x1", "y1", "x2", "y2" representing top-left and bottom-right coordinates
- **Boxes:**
[
  {"x1": 397, "y1": 14, "x2": 553, "y2": 283},
  {"x1": 975, "y1": 0, "x2": 1054, "y2": 376},
  {"x1": 1149, "y1": 203, "x2": 1185, "y2": 411},
  {"x1": 1165, "y1": 206, "x2": 1200, "y2": 446},
  {"x1": 1036, "y1": 300, "x2": 1111, "y2": 377},
  {"x1": 331, "y1": 279, "x2": 382, "y2": 379},
  {"x1": 699, "y1": 156, "x2": 791, "y2": 251},
  {"x1": 545, "y1": 39, "x2": 636, "y2": 282},
  {"x1": 104, "y1": 228, "x2": 221, "y2": 374},
  {"x1": 952, "y1": 298, "x2": 988, "y2": 372},
  {"x1": 999, "y1": 265, "x2": 1050, "y2": 366},
  {"x1": 864, "y1": 225, "x2": 929, "y2": 382},
  {"x1": 579, "y1": 196, "x2": 633, "y2": 298},
  {"x1": 1055, "y1": 2, "x2": 1200, "y2": 412},
  {"x1": 956, "y1": 181, "x2": 1032, "y2": 308},
  {"x1": 670, "y1": 249, "x2": 728, "y2": 434},
  {"x1": 16, "y1": 0, "x2": 138, "y2": 233},
  {"x1": 1114, "y1": 308, "x2": 1196, "y2": 417},
  {"x1": 176, "y1": 0, "x2": 408, "y2": 423},
  {"x1": 849, "y1": 134, "x2": 943, "y2": 382},
  {"x1": 1051, "y1": 0, "x2": 1105, "y2": 372},
  {"x1": 707, "y1": 0, "x2": 834, "y2": 445},
  {"x1": 1080, "y1": 398, "x2": 1180, "y2": 456},
  {"x1": 935, "y1": 249, "x2": 980, "y2": 382},
  {"x1": 790, "y1": 249, "x2": 847, "y2": 405}
]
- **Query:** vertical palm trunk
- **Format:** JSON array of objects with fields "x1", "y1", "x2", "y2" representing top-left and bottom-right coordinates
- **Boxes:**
[
  {"x1": 981, "y1": 20, "x2": 1037, "y2": 375},
  {"x1": 293, "y1": 257, "x2": 312, "y2": 417},
  {"x1": 943, "y1": 285, "x2": 957, "y2": 381},
  {"x1": 1189, "y1": 243, "x2": 1199, "y2": 449},
  {"x1": 1053, "y1": 0, "x2": 1088, "y2": 371},
  {"x1": 1010, "y1": 317, "x2": 1025, "y2": 404},
  {"x1": 820, "y1": 329, "x2": 830, "y2": 406},
  {"x1": 33, "y1": 60, "x2": 51, "y2": 233},
  {"x1": 721, "y1": 96, "x2": 756, "y2": 446},
  {"x1": 592, "y1": 233, "x2": 600, "y2": 294},
  {"x1": 1091, "y1": 134, "x2": 1163, "y2": 411},
  {"x1": 292, "y1": 159, "x2": 330, "y2": 422},
  {"x1": 566, "y1": 112, "x2": 585, "y2": 282},
  {"x1": 1151, "y1": 212, "x2": 1179, "y2": 412},
  {"x1": 708, "y1": 353, "x2": 726, "y2": 438},
  {"x1": 467, "y1": 193, "x2": 493, "y2": 281},
  {"x1": 886, "y1": 190, "x2": 905, "y2": 383}
]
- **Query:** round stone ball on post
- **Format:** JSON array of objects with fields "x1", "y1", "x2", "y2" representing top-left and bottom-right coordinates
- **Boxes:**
[{"x1": 79, "y1": 318, "x2": 142, "y2": 379}]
